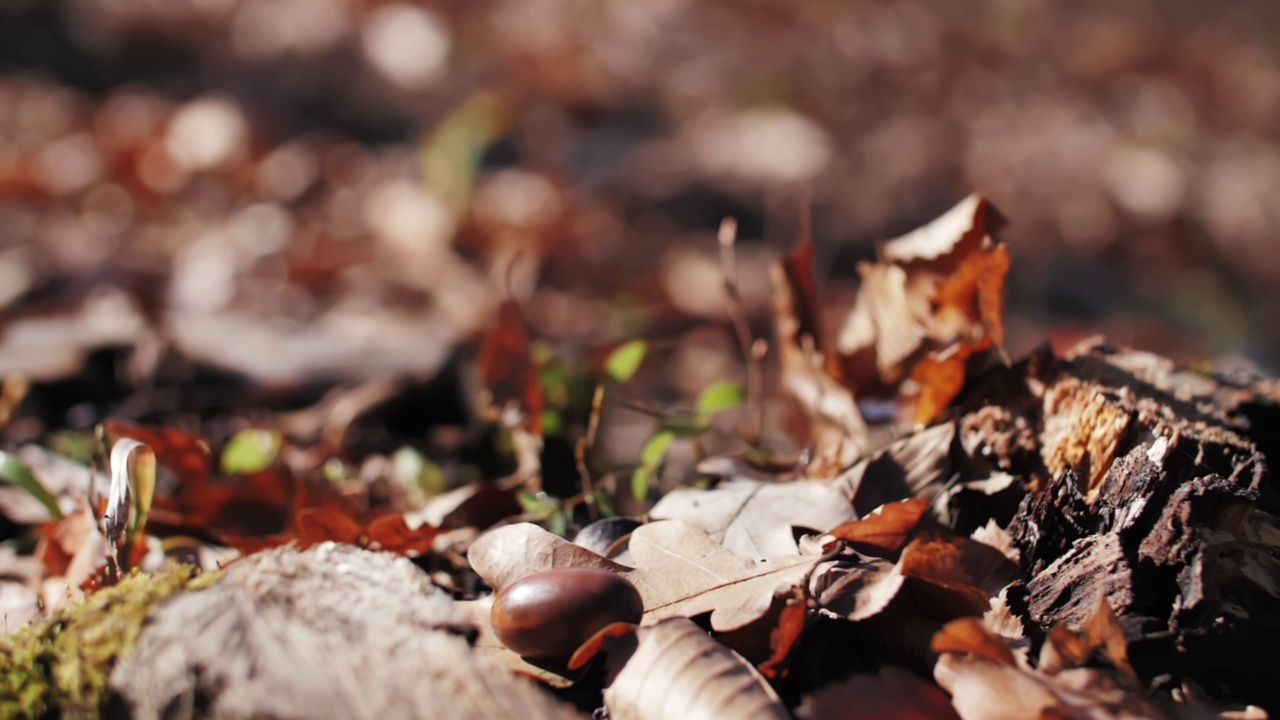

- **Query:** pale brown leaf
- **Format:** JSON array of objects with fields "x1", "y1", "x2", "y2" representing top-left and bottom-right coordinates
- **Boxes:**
[
  {"x1": 604, "y1": 618, "x2": 789, "y2": 720},
  {"x1": 649, "y1": 479, "x2": 856, "y2": 560}
]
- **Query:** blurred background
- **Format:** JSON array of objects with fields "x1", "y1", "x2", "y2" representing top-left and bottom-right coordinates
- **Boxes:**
[{"x1": 1, "y1": 0, "x2": 1279, "y2": 436}]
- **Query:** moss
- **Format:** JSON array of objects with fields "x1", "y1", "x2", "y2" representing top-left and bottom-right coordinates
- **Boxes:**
[{"x1": 0, "y1": 564, "x2": 221, "y2": 719}]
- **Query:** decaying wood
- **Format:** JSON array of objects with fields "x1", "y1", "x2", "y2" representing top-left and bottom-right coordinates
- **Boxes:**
[
  {"x1": 110, "y1": 543, "x2": 581, "y2": 720},
  {"x1": 949, "y1": 341, "x2": 1280, "y2": 711}
]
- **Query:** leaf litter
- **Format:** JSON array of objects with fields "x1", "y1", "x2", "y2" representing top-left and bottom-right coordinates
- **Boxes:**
[{"x1": 0, "y1": 194, "x2": 1276, "y2": 720}]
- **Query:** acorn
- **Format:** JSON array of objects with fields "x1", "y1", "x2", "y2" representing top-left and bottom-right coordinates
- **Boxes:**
[{"x1": 490, "y1": 567, "x2": 644, "y2": 659}]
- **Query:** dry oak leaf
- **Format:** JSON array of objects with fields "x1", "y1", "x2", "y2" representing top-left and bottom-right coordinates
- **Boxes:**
[
  {"x1": 469, "y1": 520, "x2": 823, "y2": 633},
  {"x1": 603, "y1": 617, "x2": 789, "y2": 720},
  {"x1": 649, "y1": 478, "x2": 856, "y2": 560}
]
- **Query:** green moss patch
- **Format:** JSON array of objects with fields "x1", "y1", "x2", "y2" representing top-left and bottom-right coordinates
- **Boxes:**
[{"x1": 0, "y1": 564, "x2": 220, "y2": 719}]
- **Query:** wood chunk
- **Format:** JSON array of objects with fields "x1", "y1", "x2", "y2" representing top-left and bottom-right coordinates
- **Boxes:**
[
  {"x1": 1025, "y1": 533, "x2": 1134, "y2": 629},
  {"x1": 963, "y1": 342, "x2": 1280, "y2": 711}
]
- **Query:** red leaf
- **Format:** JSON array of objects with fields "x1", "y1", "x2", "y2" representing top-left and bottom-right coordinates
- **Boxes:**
[{"x1": 366, "y1": 513, "x2": 437, "y2": 556}]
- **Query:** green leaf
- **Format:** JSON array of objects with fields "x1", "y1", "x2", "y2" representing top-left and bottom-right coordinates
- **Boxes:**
[
  {"x1": 592, "y1": 490, "x2": 617, "y2": 518},
  {"x1": 696, "y1": 380, "x2": 746, "y2": 415},
  {"x1": 420, "y1": 92, "x2": 507, "y2": 215},
  {"x1": 220, "y1": 429, "x2": 281, "y2": 475},
  {"x1": 0, "y1": 451, "x2": 62, "y2": 520},
  {"x1": 518, "y1": 490, "x2": 558, "y2": 517},
  {"x1": 605, "y1": 340, "x2": 647, "y2": 383},
  {"x1": 541, "y1": 408, "x2": 563, "y2": 437},
  {"x1": 660, "y1": 415, "x2": 710, "y2": 438},
  {"x1": 631, "y1": 466, "x2": 654, "y2": 501},
  {"x1": 546, "y1": 508, "x2": 568, "y2": 538},
  {"x1": 640, "y1": 430, "x2": 675, "y2": 467}
]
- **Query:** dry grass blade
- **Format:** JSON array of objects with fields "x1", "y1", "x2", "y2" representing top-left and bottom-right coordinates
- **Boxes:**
[{"x1": 604, "y1": 618, "x2": 789, "y2": 720}]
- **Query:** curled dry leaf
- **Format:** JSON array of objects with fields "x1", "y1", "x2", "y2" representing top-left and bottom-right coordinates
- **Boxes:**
[
  {"x1": 935, "y1": 653, "x2": 1180, "y2": 720},
  {"x1": 932, "y1": 608, "x2": 1188, "y2": 720},
  {"x1": 835, "y1": 194, "x2": 1010, "y2": 425},
  {"x1": 1039, "y1": 599, "x2": 1135, "y2": 680},
  {"x1": 649, "y1": 478, "x2": 856, "y2": 560},
  {"x1": 603, "y1": 617, "x2": 789, "y2": 720}
]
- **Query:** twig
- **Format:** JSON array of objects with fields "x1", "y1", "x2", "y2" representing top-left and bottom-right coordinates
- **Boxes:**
[
  {"x1": 717, "y1": 217, "x2": 762, "y2": 445},
  {"x1": 574, "y1": 383, "x2": 607, "y2": 521}
]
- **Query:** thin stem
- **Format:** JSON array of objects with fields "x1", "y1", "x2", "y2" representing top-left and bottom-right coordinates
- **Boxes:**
[
  {"x1": 575, "y1": 383, "x2": 606, "y2": 521},
  {"x1": 718, "y1": 217, "x2": 762, "y2": 445}
]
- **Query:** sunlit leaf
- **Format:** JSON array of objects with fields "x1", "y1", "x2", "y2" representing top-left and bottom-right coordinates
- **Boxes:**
[
  {"x1": 640, "y1": 431, "x2": 675, "y2": 467},
  {"x1": 221, "y1": 428, "x2": 282, "y2": 475},
  {"x1": 632, "y1": 465, "x2": 655, "y2": 502},
  {"x1": 0, "y1": 451, "x2": 62, "y2": 520},
  {"x1": 605, "y1": 340, "x2": 647, "y2": 383},
  {"x1": 419, "y1": 91, "x2": 508, "y2": 215},
  {"x1": 696, "y1": 380, "x2": 746, "y2": 415}
]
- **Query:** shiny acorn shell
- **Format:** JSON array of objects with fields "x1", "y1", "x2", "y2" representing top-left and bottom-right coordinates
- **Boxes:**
[{"x1": 490, "y1": 567, "x2": 643, "y2": 659}]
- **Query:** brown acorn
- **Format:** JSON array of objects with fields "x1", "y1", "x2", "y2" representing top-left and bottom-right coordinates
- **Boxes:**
[{"x1": 490, "y1": 567, "x2": 643, "y2": 659}]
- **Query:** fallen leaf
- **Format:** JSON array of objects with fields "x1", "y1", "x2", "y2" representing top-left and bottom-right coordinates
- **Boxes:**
[
  {"x1": 831, "y1": 421, "x2": 956, "y2": 514},
  {"x1": 603, "y1": 618, "x2": 790, "y2": 720},
  {"x1": 814, "y1": 554, "x2": 905, "y2": 623},
  {"x1": 826, "y1": 498, "x2": 932, "y2": 557},
  {"x1": 935, "y1": 652, "x2": 1175, "y2": 720},
  {"x1": 757, "y1": 586, "x2": 808, "y2": 679},
  {"x1": 1039, "y1": 598, "x2": 1135, "y2": 680},
  {"x1": 834, "y1": 195, "x2": 1011, "y2": 424},
  {"x1": 649, "y1": 479, "x2": 856, "y2": 559},
  {"x1": 931, "y1": 616, "x2": 1018, "y2": 667}
]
